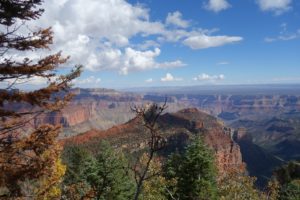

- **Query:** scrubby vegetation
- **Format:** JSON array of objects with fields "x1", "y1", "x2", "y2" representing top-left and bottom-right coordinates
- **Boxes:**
[{"x1": 61, "y1": 137, "x2": 300, "y2": 200}]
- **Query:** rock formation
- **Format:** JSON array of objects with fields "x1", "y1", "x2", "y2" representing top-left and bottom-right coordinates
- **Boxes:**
[{"x1": 63, "y1": 108, "x2": 245, "y2": 176}]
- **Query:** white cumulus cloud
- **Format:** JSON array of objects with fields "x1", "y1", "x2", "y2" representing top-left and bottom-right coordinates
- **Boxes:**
[
  {"x1": 12, "y1": 0, "x2": 180, "y2": 74},
  {"x1": 256, "y1": 0, "x2": 292, "y2": 14},
  {"x1": 166, "y1": 11, "x2": 189, "y2": 28},
  {"x1": 1, "y1": 0, "x2": 243, "y2": 75},
  {"x1": 85, "y1": 47, "x2": 186, "y2": 74},
  {"x1": 161, "y1": 73, "x2": 183, "y2": 82},
  {"x1": 183, "y1": 35, "x2": 242, "y2": 49},
  {"x1": 204, "y1": 0, "x2": 231, "y2": 12}
]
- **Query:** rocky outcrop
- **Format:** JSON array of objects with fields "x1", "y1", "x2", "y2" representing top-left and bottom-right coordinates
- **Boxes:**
[
  {"x1": 62, "y1": 105, "x2": 92, "y2": 126},
  {"x1": 63, "y1": 108, "x2": 245, "y2": 176},
  {"x1": 234, "y1": 127, "x2": 247, "y2": 140},
  {"x1": 33, "y1": 105, "x2": 91, "y2": 127},
  {"x1": 34, "y1": 88, "x2": 142, "y2": 135}
]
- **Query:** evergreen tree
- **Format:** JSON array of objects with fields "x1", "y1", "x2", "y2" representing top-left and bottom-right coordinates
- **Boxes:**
[
  {"x1": 165, "y1": 137, "x2": 218, "y2": 200},
  {"x1": 279, "y1": 179, "x2": 300, "y2": 200},
  {"x1": 273, "y1": 161, "x2": 300, "y2": 200},
  {"x1": 61, "y1": 145, "x2": 92, "y2": 199},
  {"x1": 62, "y1": 142, "x2": 134, "y2": 200},
  {"x1": 0, "y1": 0, "x2": 81, "y2": 198},
  {"x1": 62, "y1": 145, "x2": 92, "y2": 185},
  {"x1": 274, "y1": 161, "x2": 300, "y2": 186},
  {"x1": 85, "y1": 141, "x2": 134, "y2": 200}
]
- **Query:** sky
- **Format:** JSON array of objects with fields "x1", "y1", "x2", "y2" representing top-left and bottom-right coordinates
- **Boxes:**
[{"x1": 3, "y1": 0, "x2": 300, "y2": 89}]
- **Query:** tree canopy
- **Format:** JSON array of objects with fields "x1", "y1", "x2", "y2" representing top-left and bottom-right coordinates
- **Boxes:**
[
  {"x1": 62, "y1": 142, "x2": 134, "y2": 200},
  {"x1": 164, "y1": 137, "x2": 218, "y2": 200}
]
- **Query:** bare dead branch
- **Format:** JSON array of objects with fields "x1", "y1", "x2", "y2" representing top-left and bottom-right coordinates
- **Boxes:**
[{"x1": 131, "y1": 99, "x2": 168, "y2": 200}]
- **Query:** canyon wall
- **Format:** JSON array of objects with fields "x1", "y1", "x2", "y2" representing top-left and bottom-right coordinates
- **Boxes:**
[
  {"x1": 31, "y1": 88, "x2": 300, "y2": 144},
  {"x1": 63, "y1": 108, "x2": 245, "y2": 176}
]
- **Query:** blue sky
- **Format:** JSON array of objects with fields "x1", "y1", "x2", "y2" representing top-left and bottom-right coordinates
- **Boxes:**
[
  {"x1": 121, "y1": 0, "x2": 300, "y2": 88},
  {"x1": 4, "y1": 0, "x2": 300, "y2": 89},
  {"x1": 155, "y1": 1, "x2": 297, "y2": 87}
]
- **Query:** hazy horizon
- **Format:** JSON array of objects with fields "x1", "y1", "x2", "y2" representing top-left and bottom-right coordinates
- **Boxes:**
[{"x1": 66, "y1": 83, "x2": 300, "y2": 95}]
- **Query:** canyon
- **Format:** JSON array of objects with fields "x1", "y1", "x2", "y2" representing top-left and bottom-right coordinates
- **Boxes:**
[
  {"x1": 63, "y1": 108, "x2": 245, "y2": 177},
  {"x1": 34, "y1": 85, "x2": 300, "y2": 185}
]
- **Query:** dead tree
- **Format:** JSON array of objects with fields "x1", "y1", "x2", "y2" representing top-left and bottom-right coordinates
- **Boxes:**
[{"x1": 131, "y1": 101, "x2": 168, "y2": 200}]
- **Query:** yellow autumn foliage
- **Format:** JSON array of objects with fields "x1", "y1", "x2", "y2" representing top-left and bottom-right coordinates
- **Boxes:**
[
  {"x1": 218, "y1": 169, "x2": 261, "y2": 200},
  {"x1": 139, "y1": 153, "x2": 176, "y2": 200},
  {"x1": 34, "y1": 145, "x2": 66, "y2": 200}
]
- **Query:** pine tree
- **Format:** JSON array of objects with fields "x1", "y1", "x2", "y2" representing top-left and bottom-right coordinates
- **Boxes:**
[
  {"x1": 279, "y1": 179, "x2": 300, "y2": 200},
  {"x1": 0, "y1": 0, "x2": 81, "y2": 198},
  {"x1": 61, "y1": 145, "x2": 92, "y2": 199},
  {"x1": 165, "y1": 137, "x2": 218, "y2": 200},
  {"x1": 273, "y1": 161, "x2": 300, "y2": 200},
  {"x1": 62, "y1": 142, "x2": 135, "y2": 200},
  {"x1": 84, "y1": 141, "x2": 134, "y2": 200},
  {"x1": 62, "y1": 145, "x2": 92, "y2": 185}
]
